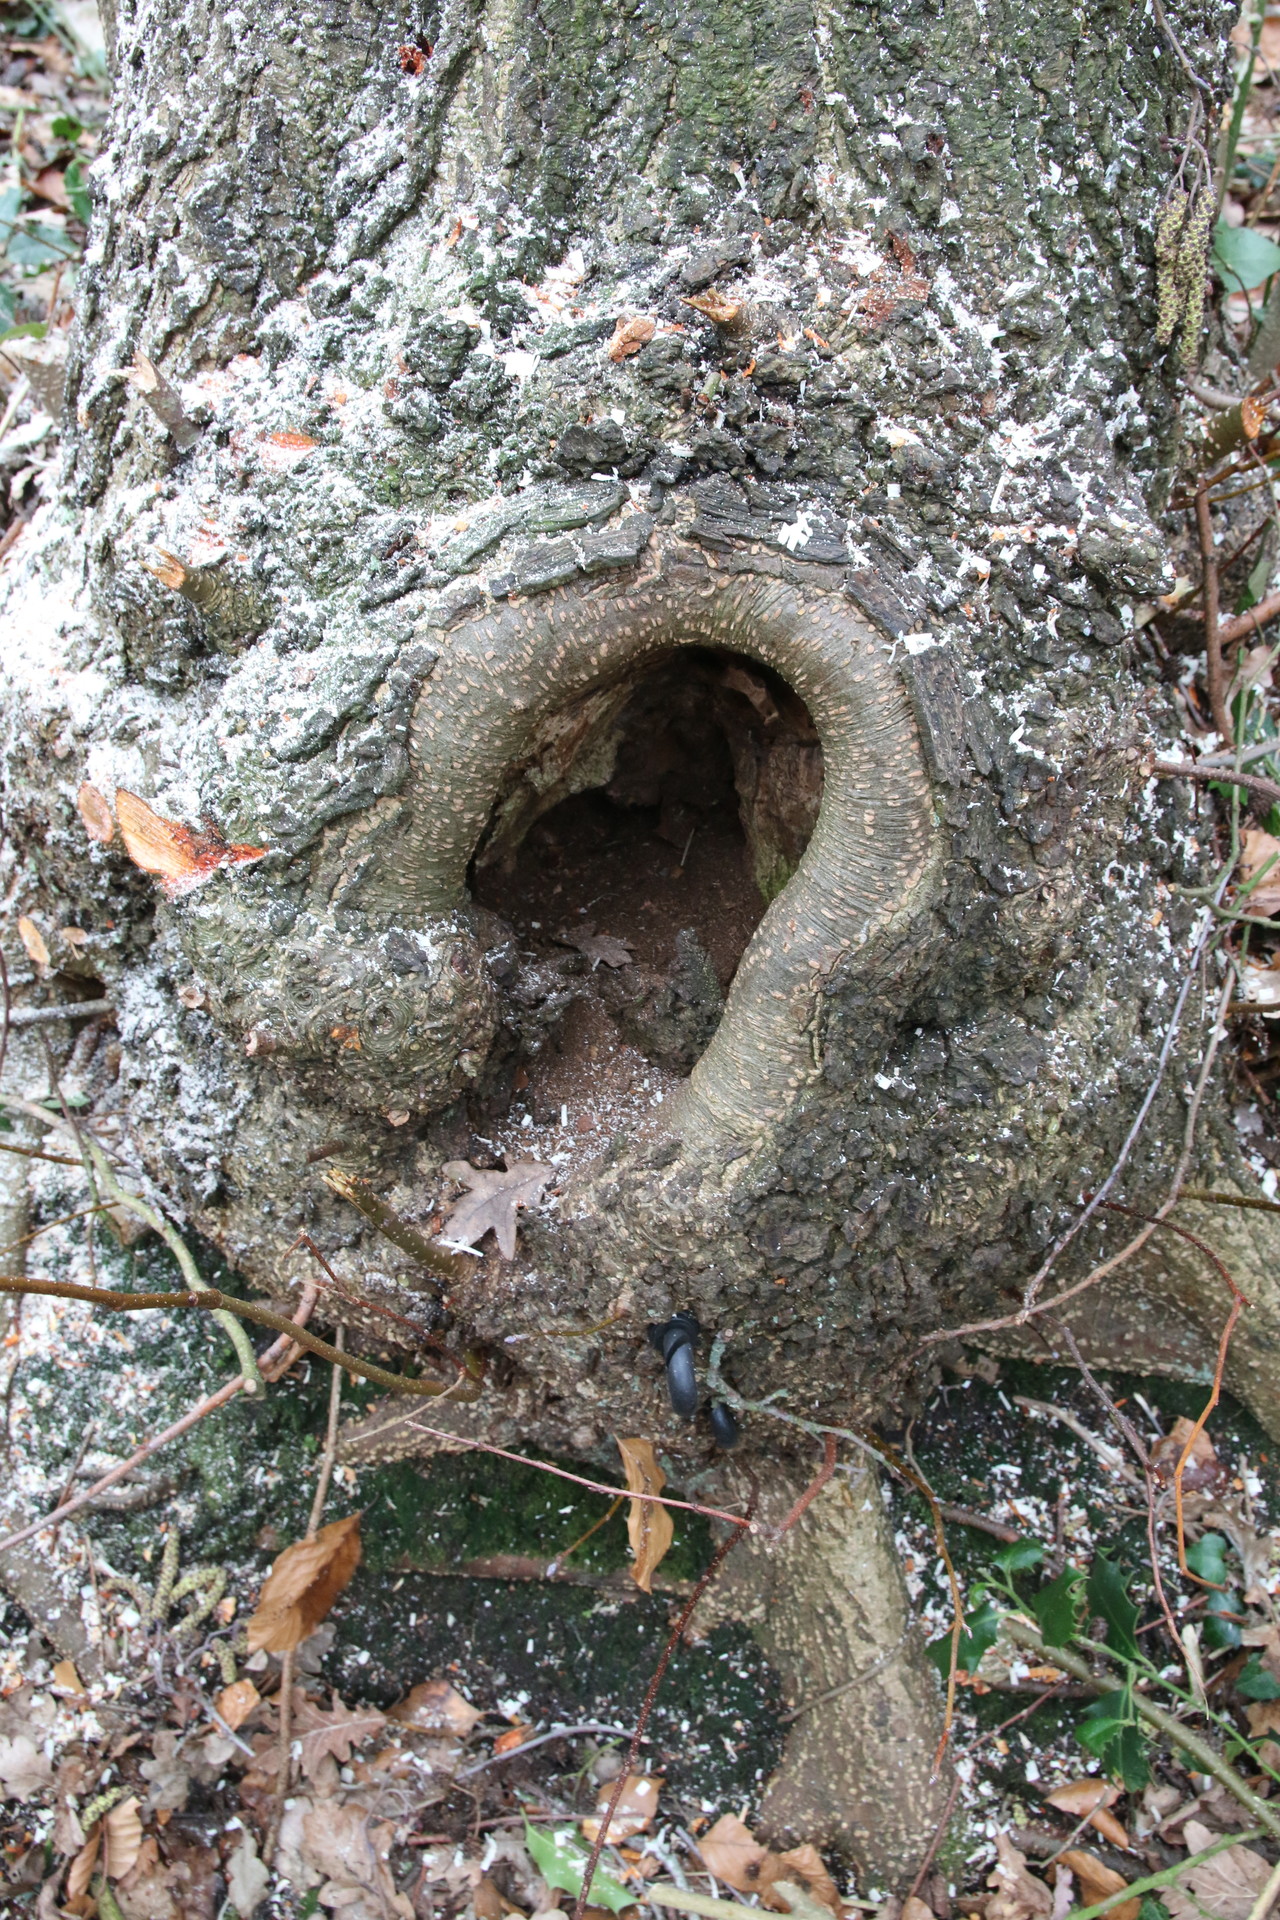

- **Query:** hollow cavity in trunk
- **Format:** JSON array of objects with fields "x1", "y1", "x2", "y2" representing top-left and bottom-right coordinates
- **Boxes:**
[{"x1": 470, "y1": 648, "x2": 822, "y2": 1156}]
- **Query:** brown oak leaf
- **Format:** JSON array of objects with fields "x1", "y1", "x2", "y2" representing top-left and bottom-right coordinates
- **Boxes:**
[
  {"x1": 439, "y1": 1159, "x2": 553, "y2": 1260},
  {"x1": 985, "y1": 1833, "x2": 1053, "y2": 1920},
  {"x1": 559, "y1": 927, "x2": 634, "y2": 970},
  {"x1": 246, "y1": 1512, "x2": 362, "y2": 1653},
  {"x1": 255, "y1": 1690, "x2": 386, "y2": 1782}
]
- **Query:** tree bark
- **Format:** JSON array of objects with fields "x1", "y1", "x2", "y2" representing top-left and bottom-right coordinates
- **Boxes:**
[{"x1": 0, "y1": 0, "x2": 1265, "y2": 1880}]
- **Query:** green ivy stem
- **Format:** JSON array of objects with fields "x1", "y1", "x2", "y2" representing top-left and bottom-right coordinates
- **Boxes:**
[
  {"x1": 1066, "y1": 1827, "x2": 1263, "y2": 1920},
  {"x1": 1002, "y1": 1617, "x2": 1280, "y2": 1841},
  {"x1": 0, "y1": 1093, "x2": 263, "y2": 1394}
]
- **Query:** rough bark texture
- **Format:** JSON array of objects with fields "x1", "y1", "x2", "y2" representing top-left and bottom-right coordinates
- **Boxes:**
[{"x1": 0, "y1": 0, "x2": 1269, "y2": 1879}]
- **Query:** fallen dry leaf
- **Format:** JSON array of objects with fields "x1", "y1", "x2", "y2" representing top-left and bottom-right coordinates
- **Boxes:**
[
  {"x1": 256, "y1": 1690, "x2": 386, "y2": 1782},
  {"x1": 986, "y1": 1833, "x2": 1053, "y2": 1920},
  {"x1": 50, "y1": 1660, "x2": 85, "y2": 1700},
  {"x1": 0, "y1": 1733, "x2": 53, "y2": 1799},
  {"x1": 297, "y1": 1802, "x2": 414, "y2": 1920},
  {"x1": 1238, "y1": 828, "x2": 1280, "y2": 916},
  {"x1": 65, "y1": 1829, "x2": 99, "y2": 1903},
  {"x1": 901, "y1": 1902, "x2": 935, "y2": 1920},
  {"x1": 1165, "y1": 1822, "x2": 1272, "y2": 1920},
  {"x1": 389, "y1": 1678, "x2": 480, "y2": 1735},
  {"x1": 246, "y1": 1512, "x2": 362, "y2": 1653},
  {"x1": 774, "y1": 1844, "x2": 841, "y2": 1917},
  {"x1": 116, "y1": 789, "x2": 268, "y2": 900},
  {"x1": 101, "y1": 1795, "x2": 143, "y2": 1880},
  {"x1": 77, "y1": 783, "x2": 115, "y2": 844},
  {"x1": 607, "y1": 315, "x2": 656, "y2": 361},
  {"x1": 582, "y1": 1772, "x2": 663, "y2": 1844},
  {"x1": 1244, "y1": 1619, "x2": 1280, "y2": 1683},
  {"x1": 438, "y1": 1159, "x2": 553, "y2": 1260},
  {"x1": 1150, "y1": 1416, "x2": 1226, "y2": 1492},
  {"x1": 695, "y1": 1812, "x2": 781, "y2": 1894},
  {"x1": 215, "y1": 1678, "x2": 260, "y2": 1731},
  {"x1": 16, "y1": 915, "x2": 49, "y2": 971},
  {"x1": 1044, "y1": 1779, "x2": 1129, "y2": 1850},
  {"x1": 1247, "y1": 1695, "x2": 1280, "y2": 1738},
  {"x1": 1057, "y1": 1851, "x2": 1137, "y2": 1920},
  {"x1": 492, "y1": 1724, "x2": 533, "y2": 1755},
  {"x1": 618, "y1": 1436, "x2": 674, "y2": 1594},
  {"x1": 559, "y1": 928, "x2": 634, "y2": 970}
]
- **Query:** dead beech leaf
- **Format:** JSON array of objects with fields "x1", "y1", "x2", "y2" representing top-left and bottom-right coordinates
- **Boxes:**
[
  {"x1": 65, "y1": 1829, "x2": 99, "y2": 1902},
  {"x1": 215, "y1": 1678, "x2": 260, "y2": 1730},
  {"x1": 388, "y1": 1678, "x2": 481, "y2": 1735},
  {"x1": 115, "y1": 789, "x2": 268, "y2": 900},
  {"x1": 618, "y1": 1436, "x2": 674, "y2": 1594},
  {"x1": 492, "y1": 1724, "x2": 533, "y2": 1755},
  {"x1": 102, "y1": 1794, "x2": 143, "y2": 1880},
  {"x1": 246, "y1": 1512, "x2": 362, "y2": 1653},
  {"x1": 76, "y1": 783, "x2": 114, "y2": 844},
  {"x1": 775, "y1": 1844, "x2": 841, "y2": 1917},
  {"x1": 695, "y1": 1812, "x2": 781, "y2": 1894},
  {"x1": 607, "y1": 315, "x2": 656, "y2": 362},
  {"x1": 438, "y1": 1159, "x2": 553, "y2": 1260},
  {"x1": 582, "y1": 1772, "x2": 663, "y2": 1844},
  {"x1": 1166, "y1": 1821, "x2": 1272, "y2": 1920},
  {"x1": 16, "y1": 915, "x2": 49, "y2": 970},
  {"x1": 1044, "y1": 1779, "x2": 1129, "y2": 1850},
  {"x1": 986, "y1": 1833, "x2": 1053, "y2": 1920},
  {"x1": 1057, "y1": 1852, "x2": 1136, "y2": 1920}
]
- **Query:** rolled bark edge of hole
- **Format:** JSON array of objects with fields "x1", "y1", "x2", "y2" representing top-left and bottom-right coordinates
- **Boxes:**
[{"x1": 173, "y1": 541, "x2": 935, "y2": 1147}]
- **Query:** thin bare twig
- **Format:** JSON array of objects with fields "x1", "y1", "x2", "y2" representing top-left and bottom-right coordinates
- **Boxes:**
[
  {"x1": 904, "y1": 1775, "x2": 962, "y2": 1907},
  {"x1": 772, "y1": 1433, "x2": 837, "y2": 1539},
  {"x1": 1153, "y1": 758, "x2": 1280, "y2": 809}
]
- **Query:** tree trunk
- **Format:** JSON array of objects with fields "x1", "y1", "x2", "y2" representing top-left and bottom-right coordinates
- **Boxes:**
[{"x1": 0, "y1": 0, "x2": 1265, "y2": 1881}]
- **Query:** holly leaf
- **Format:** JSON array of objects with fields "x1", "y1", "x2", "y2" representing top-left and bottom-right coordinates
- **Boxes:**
[
  {"x1": 522, "y1": 1819, "x2": 632, "y2": 1913},
  {"x1": 1237, "y1": 1653, "x2": 1280, "y2": 1699},
  {"x1": 439, "y1": 1159, "x2": 553, "y2": 1260},
  {"x1": 1078, "y1": 1686, "x2": 1149, "y2": 1790},
  {"x1": 617, "y1": 1436, "x2": 674, "y2": 1593},
  {"x1": 992, "y1": 1538, "x2": 1045, "y2": 1576},
  {"x1": 1029, "y1": 1566, "x2": 1084, "y2": 1648},
  {"x1": 1203, "y1": 1587, "x2": 1243, "y2": 1651},
  {"x1": 1087, "y1": 1554, "x2": 1140, "y2": 1664},
  {"x1": 1185, "y1": 1531, "x2": 1229, "y2": 1585},
  {"x1": 246, "y1": 1512, "x2": 362, "y2": 1653},
  {"x1": 926, "y1": 1594, "x2": 1000, "y2": 1680}
]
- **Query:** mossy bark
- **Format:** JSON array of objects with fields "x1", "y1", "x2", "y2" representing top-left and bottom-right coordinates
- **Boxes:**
[{"x1": 0, "y1": 0, "x2": 1264, "y2": 1880}]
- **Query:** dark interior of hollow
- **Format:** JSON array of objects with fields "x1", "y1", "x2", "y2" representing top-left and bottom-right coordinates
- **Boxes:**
[{"x1": 471, "y1": 648, "x2": 823, "y2": 1095}]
